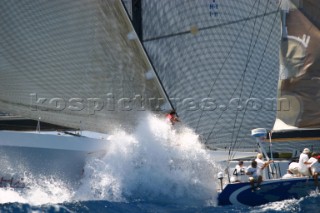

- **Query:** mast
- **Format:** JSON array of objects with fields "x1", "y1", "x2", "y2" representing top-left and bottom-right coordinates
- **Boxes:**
[
  {"x1": 126, "y1": 0, "x2": 175, "y2": 112},
  {"x1": 132, "y1": 0, "x2": 143, "y2": 41}
]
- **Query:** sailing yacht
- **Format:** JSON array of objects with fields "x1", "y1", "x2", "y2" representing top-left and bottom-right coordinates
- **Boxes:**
[
  {"x1": 0, "y1": 0, "x2": 171, "y2": 187},
  {"x1": 218, "y1": 0, "x2": 320, "y2": 206}
]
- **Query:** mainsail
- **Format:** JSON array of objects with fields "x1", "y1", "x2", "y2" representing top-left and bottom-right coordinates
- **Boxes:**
[
  {"x1": 127, "y1": 0, "x2": 282, "y2": 150},
  {"x1": 0, "y1": 0, "x2": 171, "y2": 133}
]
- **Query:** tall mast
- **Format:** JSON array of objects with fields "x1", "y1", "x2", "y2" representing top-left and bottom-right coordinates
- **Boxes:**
[{"x1": 132, "y1": 0, "x2": 143, "y2": 41}]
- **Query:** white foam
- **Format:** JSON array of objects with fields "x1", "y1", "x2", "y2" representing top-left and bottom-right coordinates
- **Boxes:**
[
  {"x1": 75, "y1": 114, "x2": 221, "y2": 205},
  {"x1": 0, "y1": 176, "x2": 72, "y2": 205},
  {"x1": 0, "y1": 113, "x2": 222, "y2": 206}
]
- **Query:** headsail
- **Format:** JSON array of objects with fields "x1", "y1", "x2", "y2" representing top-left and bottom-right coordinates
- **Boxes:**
[
  {"x1": 0, "y1": 0, "x2": 172, "y2": 133},
  {"x1": 269, "y1": 0, "x2": 320, "y2": 141},
  {"x1": 274, "y1": 0, "x2": 320, "y2": 130}
]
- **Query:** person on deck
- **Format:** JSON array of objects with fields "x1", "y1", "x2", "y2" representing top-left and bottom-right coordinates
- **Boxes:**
[
  {"x1": 310, "y1": 155, "x2": 320, "y2": 186},
  {"x1": 231, "y1": 160, "x2": 246, "y2": 183},
  {"x1": 282, "y1": 169, "x2": 295, "y2": 179},
  {"x1": 166, "y1": 110, "x2": 180, "y2": 125},
  {"x1": 287, "y1": 160, "x2": 300, "y2": 176},
  {"x1": 246, "y1": 160, "x2": 262, "y2": 192},
  {"x1": 298, "y1": 148, "x2": 311, "y2": 176},
  {"x1": 308, "y1": 152, "x2": 318, "y2": 176},
  {"x1": 307, "y1": 152, "x2": 318, "y2": 164},
  {"x1": 255, "y1": 153, "x2": 273, "y2": 177}
]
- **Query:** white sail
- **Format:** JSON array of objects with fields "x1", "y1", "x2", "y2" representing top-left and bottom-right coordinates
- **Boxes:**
[
  {"x1": 0, "y1": 0, "x2": 171, "y2": 133},
  {"x1": 135, "y1": 0, "x2": 281, "y2": 150}
]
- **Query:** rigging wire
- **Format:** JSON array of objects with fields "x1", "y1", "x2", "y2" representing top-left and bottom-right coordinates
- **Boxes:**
[
  {"x1": 194, "y1": 0, "x2": 262, "y2": 133},
  {"x1": 197, "y1": 1, "x2": 280, "y2": 163},
  {"x1": 198, "y1": 1, "x2": 273, "y2": 145},
  {"x1": 229, "y1": 2, "x2": 282, "y2": 160},
  {"x1": 228, "y1": 0, "x2": 267, "y2": 160}
]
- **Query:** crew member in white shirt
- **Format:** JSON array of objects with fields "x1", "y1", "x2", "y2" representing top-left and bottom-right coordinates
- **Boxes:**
[
  {"x1": 307, "y1": 152, "x2": 318, "y2": 175},
  {"x1": 298, "y1": 148, "x2": 311, "y2": 176},
  {"x1": 231, "y1": 160, "x2": 246, "y2": 183},
  {"x1": 255, "y1": 153, "x2": 273, "y2": 177},
  {"x1": 246, "y1": 160, "x2": 262, "y2": 192},
  {"x1": 310, "y1": 155, "x2": 320, "y2": 186}
]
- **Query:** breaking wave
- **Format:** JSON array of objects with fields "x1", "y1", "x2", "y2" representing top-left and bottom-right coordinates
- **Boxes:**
[{"x1": 0, "y1": 113, "x2": 221, "y2": 207}]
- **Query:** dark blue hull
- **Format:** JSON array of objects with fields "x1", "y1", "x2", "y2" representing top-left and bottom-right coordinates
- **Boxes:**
[{"x1": 218, "y1": 177, "x2": 319, "y2": 206}]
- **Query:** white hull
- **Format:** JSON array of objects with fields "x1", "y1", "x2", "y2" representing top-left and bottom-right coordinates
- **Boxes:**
[{"x1": 0, "y1": 131, "x2": 109, "y2": 187}]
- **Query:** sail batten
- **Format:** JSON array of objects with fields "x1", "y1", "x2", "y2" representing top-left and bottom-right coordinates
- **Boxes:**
[
  {"x1": 144, "y1": 10, "x2": 279, "y2": 43},
  {"x1": 0, "y1": 0, "x2": 171, "y2": 133}
]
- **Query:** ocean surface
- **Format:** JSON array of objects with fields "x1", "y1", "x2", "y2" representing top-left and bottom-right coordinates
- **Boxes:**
[{"x1": 0, "y1": 115, "x2": 319, "y2": 213}]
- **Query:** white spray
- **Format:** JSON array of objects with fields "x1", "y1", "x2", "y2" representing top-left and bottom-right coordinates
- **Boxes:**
[
  {"x1": 75, "y1": 114, "x2": 221, "y2": 205},
  {"x1": 0, "y1": 114, "x2": 221, "y2": 206}
]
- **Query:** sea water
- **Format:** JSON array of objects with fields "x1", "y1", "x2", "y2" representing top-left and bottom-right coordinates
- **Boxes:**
[{"x1": 0, "y1": 114, "x2": 319, "y2": 212}]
